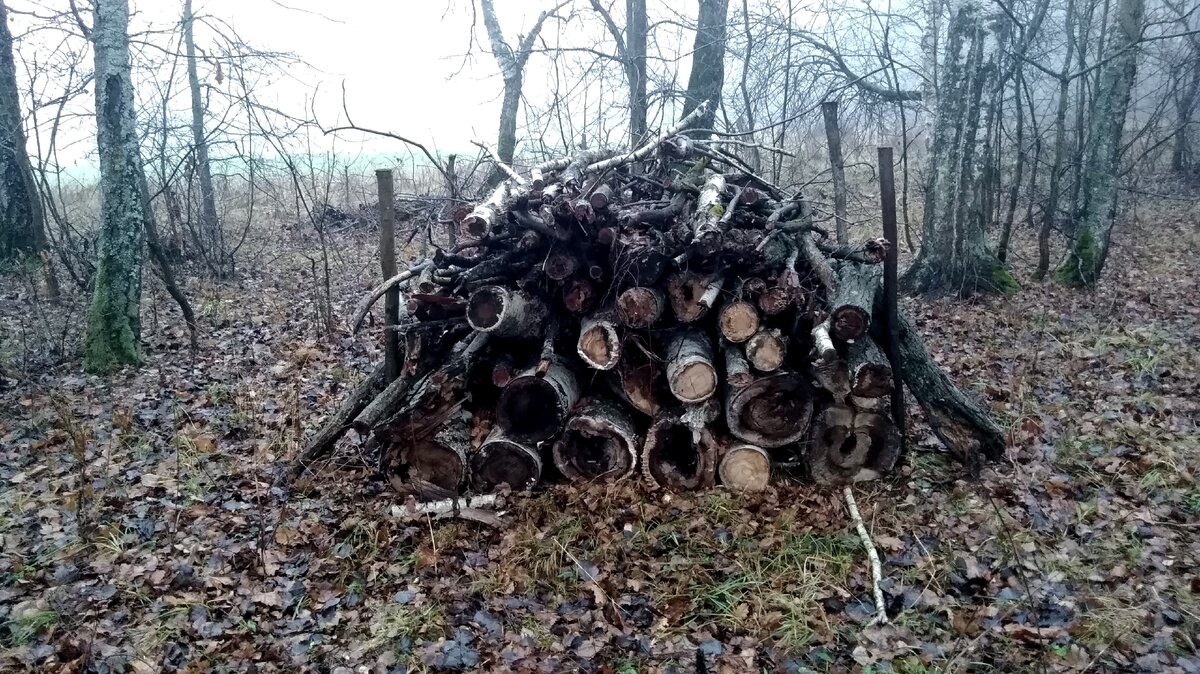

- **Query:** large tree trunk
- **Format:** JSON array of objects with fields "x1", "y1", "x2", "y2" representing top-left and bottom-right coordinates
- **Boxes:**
[
  {"x1": 902, "y1": 5, "x2": 1016, "y2": 297},
  {"x1": 1056, "y1": 0, "x2": 1145, "y2": 288},
  {"x1": 681, "y1": 0, "x2": 729, "y2": 132},
  {"x1": 0, "y1": 0, "x2": 46, "y2": 261},
  {"x1": 84, "y1": 0, "x2": 147, "y2": 372},
  {"x1": 183, "y1": 0, "x2": 226, "y2": 276}
]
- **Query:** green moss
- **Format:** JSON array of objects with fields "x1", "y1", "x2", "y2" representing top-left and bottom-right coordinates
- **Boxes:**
[
  {"x1": 1055, "y1": 227, "x2": 1100, "y2": 288},
  {"x1": 83, "y1": 264, "x2": 141, "y2": 373},
  {"x1": 989, "y1": 264, "x2": 1020, "y2": 294},
  {"x1": 709, "y1": 203, "x2": 725, "y2": 218}
]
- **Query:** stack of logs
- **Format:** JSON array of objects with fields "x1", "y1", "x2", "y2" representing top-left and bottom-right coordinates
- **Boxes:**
[{"x1": 298, "y1": 107, "x2": 1006, "y2": 497}]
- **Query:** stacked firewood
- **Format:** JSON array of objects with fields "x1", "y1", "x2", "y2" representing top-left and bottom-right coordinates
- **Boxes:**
[{"x1": 295, "y1": 106, "x2": 1005, "y2": 496}]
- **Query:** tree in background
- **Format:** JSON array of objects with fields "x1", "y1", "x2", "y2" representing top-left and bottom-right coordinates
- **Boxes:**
[
  {"x1": 183, "y1": 0, "x2": 227, "y2": 277},
  {"x1": 682, "y1": 0, "x2": 730, "y2": 132},
  {"x1": 479, "y1": 0, "x2": 563, "y2": 184},
  {"x1": 1056, "y1": 0, "x2": 1147, "y2": 288},
  {"x1": 83, "y1": 0, "x2": 148, "y2": 371},
  {"x1": 0, "y1": 0, "x2": 46, "y2": 261}
]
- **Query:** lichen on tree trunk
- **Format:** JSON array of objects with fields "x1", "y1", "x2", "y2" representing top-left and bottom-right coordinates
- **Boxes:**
[
  {"x1": 84, "y1": 0, "x2": 146, "y2": 372},
  {"x1": 0, "y1": 0, "x2": 46, "y2": 260},
  {"x1": 902, "y1": 4, "x2": 1016, "y2": 298},
  {"x1": 1056, "y1": 0, "x2": 1145, "y2": 288}
]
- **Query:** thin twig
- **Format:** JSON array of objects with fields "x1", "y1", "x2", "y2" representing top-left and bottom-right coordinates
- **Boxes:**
[
  {"x1": 844, "y1": 486, "x2": 889, "y2": 627},
  {"x1": 471, "y1": 140, "x2": 527, "y2": 185}
]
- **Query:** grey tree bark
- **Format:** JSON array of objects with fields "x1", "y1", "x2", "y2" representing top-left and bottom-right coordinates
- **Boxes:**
[
  {"x1": 901, "y1": 4, "x2": 1016, "y2": 297},
  {"x1": 1056, "y1": 0, "x2": 1145, "y2": 287},
  {"x1": 1170, "y1": 45, "x2": 1200, "y2": 173},
  {"x1": 1035, "y1": 0, "x2": 1079, "y2": 279},
  {"x1": 0, "y1": 0, "x2": 46, "y2": 261},
  {"x1": 479, "y1": 0, "x2": 561, "y2": 185},
  {"x1": 682, "y1": 0, "x2": 730, "y2": 132},
  {"x1": 84, "y1": 0, "x2": 146, "y2": 371},
  {"x1": 589, "y1": 0, "x2": 649, "y2": 148},
  {"x1": 821, "y1": 101, "x2": 849, "y2": 244},
  {"x1": 183, "y1": 0, "x2": 226, "y2": 276}
]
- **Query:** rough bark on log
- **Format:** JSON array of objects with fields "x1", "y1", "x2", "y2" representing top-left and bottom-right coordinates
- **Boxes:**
[
  {"x1": 665, "y1": 328, "x2": 718, "y2": 403},
  {"x1": 496, "y1": 359, "x2": 580, "y2": 442},
  {"x1": 641, "y1": 402, "x2": 719, "y2": 490},
  {"x1": 830, "y1": 261, "x2": 878, "y2": 341},
  {"x1": 745, "y1": 328, "x2": 786, "y2": 372},
  {"x1": 719, "y1": 443, "x2": 771, "y2": 492},
  {"x1": 387, "y1": 408, "x2": 469, "y2": 494},
  {"x1": 848, "y1": 336, "x2": 893, "y2": 398},
  {"x1": 894, "y1": 308, "x2": 1005, "y2": 473},
  {"x1": 611, "y1": 229, "x2": 668, "y2": 285},
  {"x1": 616, "y1": 286, "x2": 666, "y2": 328},
  {"x1": 551, "y1": 396, "x2": 639, "y2": 482},
  {"x1": 287, "y1": 363, "x2": 386, "y2": 480},
  {"x1": 692, "y1": 173, "x2": 728, "y2": 247},
  {"x1": 723, "y1": 342, "x2": 754, "y2": 389},
  {"x1": 810, "y1": 320, "x2": 851, "y2": 399},
  {"x1": 470, "y1": 426, "x2": 542, "y2": 492},
  {"x1": 725, "y1": 371, "x2": 812, "y2": 448},
  {"x1": 578, "y1": 310, "x2": 621, "y2": 370},
  {"x1": 798, "y1": 232, "x2": 835, "y2": 293},
  {"x1": 467, "y1": 286, "x2": 549, "y2": 338},
  {"x1": 667, "y1": 271, "x2": 723, "y2": 322},
  {"x1": 718, "y1": 299, "x2": 760, "y2": 343}
]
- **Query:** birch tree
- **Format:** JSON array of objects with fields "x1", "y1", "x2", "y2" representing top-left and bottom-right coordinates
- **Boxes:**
[
  {"x1": 0, "y1": 0, "x2": 46, "y2": 261},
  {"x1": 83, "y1": 0, "x2": 147, "y2": 371},
  {"x1": 1056, "y1": 0, "x2": 1147, "y2": 287}
]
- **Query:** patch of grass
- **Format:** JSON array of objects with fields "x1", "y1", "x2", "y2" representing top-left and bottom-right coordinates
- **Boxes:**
[
  {"x1": 3, "y1": 609, "x2": 59, "y2": 647},
  {"x1": 364, "y1": 602, "x2": 446, "y2": 655},
  {"x1": 684, "y1": 530, "x2": 858, "y2": 653},
  {"x1": 1077, "y1": 594, "x2": 1147, "y2": 650},
  {"x1": 479, "y1": 514, "x2": 585, "y2": 597}
]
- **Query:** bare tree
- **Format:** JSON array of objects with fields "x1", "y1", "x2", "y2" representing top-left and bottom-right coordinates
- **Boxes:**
[
  {"x1": 183, "y1": 0, "x2": 227, "y2": 277},
  {"x1": 479, "y1": 0, "x2": 563, "y2": 183},
  {"x1": 0, "y1": 0, "x2": 46, "y2": 261},
  {"x1": 589, "y1": 0, "x2": 648, "y2": 148}
]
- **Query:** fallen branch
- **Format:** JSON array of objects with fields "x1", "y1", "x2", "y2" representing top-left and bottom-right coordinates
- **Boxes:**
[{"x1": 844, "y1": 486, "x2": 888, "y2": 627}]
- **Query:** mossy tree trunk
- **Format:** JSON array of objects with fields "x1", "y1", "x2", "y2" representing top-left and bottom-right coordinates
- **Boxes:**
[
  {"x1": 902, "y1": 5, "x2": 1016, "y2": 298},
  {"x1": 84, "y1": 0, "x2": 147, "y2": 372},
  {"x1": 1056, "y1": 0, "x2": 1145, "y2": 288},
  {"x1": 0, "y1": 0, "x2": 46, "y2": 261}
]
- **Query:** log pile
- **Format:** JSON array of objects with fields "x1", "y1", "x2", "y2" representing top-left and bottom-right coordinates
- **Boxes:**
[{"x1": 293, "y1": 107, "x2": 1006, "y2": 495}]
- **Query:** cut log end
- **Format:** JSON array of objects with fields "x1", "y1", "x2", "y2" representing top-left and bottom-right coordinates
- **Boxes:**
[
  {"x1": 726, "y1": 372, "x2": 812, "y2": 448},
  {"x1": 718, "y1": 300, "x2": 760, "y2": 343},
  {"x1": 616, "y1": 287, "x2": 666, "y2": 328},
  {"x1": 467, "y1": 286, "x2": 547, "y2": 338},
  {"x1": 642, "y1": 413, "x2": 717, "y2": 490},
  {"x1": 831, "y1": 307, "x2": 870, "y2": 342},
  {"x1": 666, "y1": 329, "x2": 718, "y2": 403},
  {"x1": 496, "y1": 361, "x2": 579, "y2": 442},
  {"x1": 719, "y1": 444, "x2": 771, "y2": 492},
  {"x1": 746, "y1": 329, "x2": 786, "y2": 372},
  {"x1": 806, "y1": 406, "x2": 899, "y2": 485},
  {"x1": 578, "y1": 316, "x2": 621, "y2": 370}
]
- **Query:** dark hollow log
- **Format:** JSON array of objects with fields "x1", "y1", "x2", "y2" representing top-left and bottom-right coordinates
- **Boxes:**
[
  {"x1": 543, "y1": 249, "x2": 580, "y2": 281},
  {"x1": 718, "y1": 299, "x2": 760, "y2": 343},
  {"x1": 388, "y1": 409, "x2": 469, "y2": 494},
  {"x1": 577, "y1": 311, "x2": 621, "y2": 370},
  {"x1": 719, "y1": 443, "x2": 771, "y2": 492},
  {"x1": 616, "y1": 286, "x2": 666, "y2": 328},
  {"x1": 466, "y1": 286, "x2": 548, "y2": 338},
  {"x1": 641, "y1": 402, "x2": 720, "y2": 490},
  {"x1": 665, "y1": 328, "x2": 718, "y2": 403},
  {"x1": 745, "y1": 328, "x2": 786, "y2": 372},
  {"x1": 563, "y1": 278, "x2": 596, "y2": 313},
  {"x1": 725, "y1": 371, "x2": 812, "y2": 448},
  {"x1": 609, "y1": 336, "x2": 661, "y2": 416},
  {"x1": 470, "y1": 426, "x2": 542, "y2": 492},
  {"x1": 806, "y1": 405, "x2": 900, "y2": 485},
  {"x1": 551, "y1": 396, "x2": 639, "y2": 482},
  {"x1": 495, "y1": 359, "x2": 580, "y2": 442}
]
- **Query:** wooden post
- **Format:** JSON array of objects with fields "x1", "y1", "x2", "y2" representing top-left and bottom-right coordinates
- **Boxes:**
[
  {"x1": 822, "y1": 101, "x2": 849, "y2": 245},
  {"x1": 376, "y1": 169, "x2": 401, "y2": 382},
  {"x1": 878, "y1": 147, "x2": 906, "y2": 461},
  {"x1": 445, "y1": 154, "x2": 458, "y2": 246}
]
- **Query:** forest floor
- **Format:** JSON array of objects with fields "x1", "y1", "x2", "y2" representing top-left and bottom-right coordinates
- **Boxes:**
[{"x1": 1, "y1": 192, "x2": 1198, "y2": 674}]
